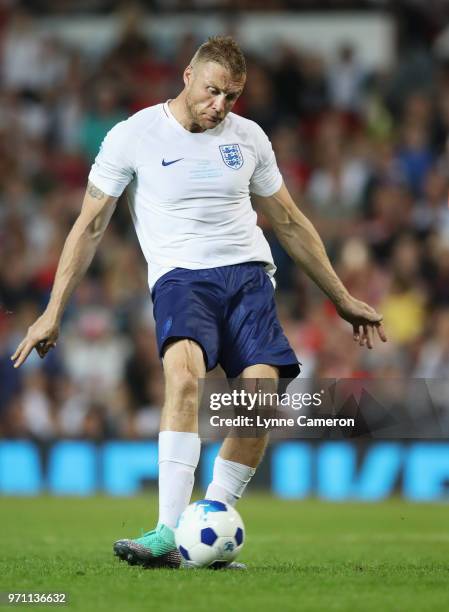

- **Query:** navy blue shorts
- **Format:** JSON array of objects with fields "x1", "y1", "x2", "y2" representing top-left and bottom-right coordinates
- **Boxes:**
[{"x1": 151, "y1": 262, "x2": 300, "y2": 380}]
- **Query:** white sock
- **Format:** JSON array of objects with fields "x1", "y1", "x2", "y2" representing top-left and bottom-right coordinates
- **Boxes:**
[
  {"x1": 158, "y1": 431, "x2": 201, "y2": 529},
  {"x1": 205, "y1": 456, "x2": 256, "y2": 507}
]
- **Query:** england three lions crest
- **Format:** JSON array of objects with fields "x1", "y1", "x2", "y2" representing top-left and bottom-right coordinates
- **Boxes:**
[{"x1": 219, "y1": 144, "x2": 244, "y2": 170}]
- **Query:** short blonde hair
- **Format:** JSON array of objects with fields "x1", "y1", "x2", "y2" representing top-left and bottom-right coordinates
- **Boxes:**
[{"x1": 191, "y1": 36, "x2": 246, "y2": 79}]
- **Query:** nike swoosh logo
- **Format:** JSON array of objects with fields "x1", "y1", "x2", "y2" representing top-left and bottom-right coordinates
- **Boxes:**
[{"x1": 162, "y1": 158, "x2": 183, "y2": 166}]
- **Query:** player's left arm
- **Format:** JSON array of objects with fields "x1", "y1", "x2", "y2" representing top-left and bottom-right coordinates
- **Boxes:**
[{"x1": 254, "y1": 181, "x2": 387, "y2": 349}]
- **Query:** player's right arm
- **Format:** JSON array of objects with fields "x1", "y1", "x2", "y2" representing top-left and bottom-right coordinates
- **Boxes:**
[{"x1": 11, "y1": 181, "x2": 117, "y2": 368}]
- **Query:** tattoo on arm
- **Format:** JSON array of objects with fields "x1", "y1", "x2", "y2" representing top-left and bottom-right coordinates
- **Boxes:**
[{"x1": 87, "y1": 181, "x2": 106, "y2": 200}]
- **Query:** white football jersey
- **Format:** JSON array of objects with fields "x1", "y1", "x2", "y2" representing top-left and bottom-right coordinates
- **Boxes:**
[{"x1": 88, "y1": 101, "x2": 282, "y2": 289}]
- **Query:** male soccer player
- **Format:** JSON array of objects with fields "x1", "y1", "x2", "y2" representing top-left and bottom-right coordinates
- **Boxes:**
[{"x1": 12, "y1": 36, "x2": 386, "y2": 569}]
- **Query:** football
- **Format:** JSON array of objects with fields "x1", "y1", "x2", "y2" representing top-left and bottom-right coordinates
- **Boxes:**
[{"x1": 175, "y1": 499, "x2": 245, "y2": 568}]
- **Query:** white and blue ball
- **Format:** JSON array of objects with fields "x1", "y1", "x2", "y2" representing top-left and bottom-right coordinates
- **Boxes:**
[{"x1": 175, "y1": 499, "x2": 245, "y2": 568}]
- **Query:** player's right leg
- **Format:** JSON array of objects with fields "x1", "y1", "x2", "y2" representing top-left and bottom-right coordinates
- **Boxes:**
[{"x1": 113, "y1": 339, "x2": 205, "y2": 569}]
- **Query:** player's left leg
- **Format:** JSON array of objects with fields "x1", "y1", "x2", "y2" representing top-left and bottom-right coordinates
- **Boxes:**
[
  {"x1": 205, "y1": 364, "x2": 278, "y2": 505},
  {"x1": 205, "y1": 263, "x2": 299, "y2": 505}
]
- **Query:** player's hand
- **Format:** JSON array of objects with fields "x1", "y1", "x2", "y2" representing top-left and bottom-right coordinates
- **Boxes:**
[
  {"x1": 11, "y1": 313, "x2": 59, "y2": 368},
  {"x1": 335, "y1": 295, "x2": 387, "y2": 349}
]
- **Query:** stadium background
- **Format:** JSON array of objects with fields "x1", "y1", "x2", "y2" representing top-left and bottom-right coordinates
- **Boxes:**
[{"x1": 1, "y1": 0, "x2": 449, "y2": 501}]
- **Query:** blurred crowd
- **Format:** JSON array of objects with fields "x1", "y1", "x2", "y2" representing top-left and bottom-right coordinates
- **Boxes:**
[
  {"x1": 0, "y1": 1, "x2": 431, "y2": 14},
  {"x1": 2, "y1": 4, "x2": 449, "y2": 440}
]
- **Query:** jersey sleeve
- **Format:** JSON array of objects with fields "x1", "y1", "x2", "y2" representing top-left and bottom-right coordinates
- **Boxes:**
[
  {"x1": 249, "y1": 124, "x2": 283, "y2": 197},
  {"x1": 88, "y1": 120, "x2": 135, "y2": 197}
]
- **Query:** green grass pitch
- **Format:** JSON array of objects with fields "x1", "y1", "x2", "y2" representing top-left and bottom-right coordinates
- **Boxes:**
[{"x1": 1, "y1": 494, "x2": 449, "y2": 611}]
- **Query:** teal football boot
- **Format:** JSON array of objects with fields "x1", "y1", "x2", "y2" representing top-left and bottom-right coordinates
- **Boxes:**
[{"x1": 113, "y1": 524, "x2": 181, "y2": 569}]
